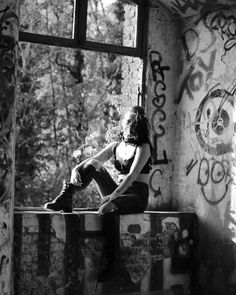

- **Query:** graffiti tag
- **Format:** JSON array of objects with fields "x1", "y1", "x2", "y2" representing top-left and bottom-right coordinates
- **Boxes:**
[
  {"x1": 177, "y1": 49, "x2": 216, "y2": 103},
  {"x1": 149, "y1": 50, "x2": 170, "y2": 165}
]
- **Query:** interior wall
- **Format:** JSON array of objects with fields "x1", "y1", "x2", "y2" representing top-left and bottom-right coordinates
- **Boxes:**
[
  {"x1": 145, "y1": 2, "x2": 236, "y2": 294},
  {"x1": 146, "y1": 5, "x2": 180, "y2": 210},
  {"x1": 174, "y1": 4, "x2": 236, "y2": 223},
  {"x1": 0, "y1": 1, "x2": 18, "y2": 294},
  {"x1": 174, "y1": 7, "x2": 236, "y2": 294},
  {"x1": 14, "y1": 211, "x2": 197, "y2": 294}
]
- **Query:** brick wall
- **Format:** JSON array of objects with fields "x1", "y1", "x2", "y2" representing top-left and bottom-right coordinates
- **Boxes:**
[{"x1": 119, "y1": 3, "x2": 143, "y2": 117}]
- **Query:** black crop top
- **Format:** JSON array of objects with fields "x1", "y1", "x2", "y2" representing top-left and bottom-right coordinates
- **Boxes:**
[{"x1": 113, "y1": 142, "x2": 152, "y2": 175}]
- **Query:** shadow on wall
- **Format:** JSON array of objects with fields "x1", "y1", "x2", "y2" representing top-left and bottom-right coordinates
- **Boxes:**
[{"x1": 197, "y1": 217, "x2": 236, "y2": 295}]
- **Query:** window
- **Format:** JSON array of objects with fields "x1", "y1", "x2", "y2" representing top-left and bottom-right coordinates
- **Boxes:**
[
  {"x1": 16, "y1": 0, "x2": 144, "y2": 208},
  {"x1": 19, "y1": 0, "x2": 146, "y2": 57}
]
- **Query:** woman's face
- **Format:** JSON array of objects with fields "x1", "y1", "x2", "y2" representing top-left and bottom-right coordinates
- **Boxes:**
[{"x1": 122, "y1": 111, "x2": 136, "y2": 139}]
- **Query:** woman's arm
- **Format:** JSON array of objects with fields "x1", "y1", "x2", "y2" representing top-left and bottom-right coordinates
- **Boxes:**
[
  {"x1": 91, "y1": 141, "x2": 118, "y2": 163},
  {"x1": 108, "y1": 143, "x2": 150, "y2": 201},
  {"x1": 74, "y1": 141, "x2": 117, "y2": 168},
  {"x1": 71, "y1": 141, "x2": 118, "y2": 185}
]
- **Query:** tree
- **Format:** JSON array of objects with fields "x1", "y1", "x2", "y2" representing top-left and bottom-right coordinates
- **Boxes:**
[{"x1": 16, "y1": 0, "x2": 123, "y2": 207}]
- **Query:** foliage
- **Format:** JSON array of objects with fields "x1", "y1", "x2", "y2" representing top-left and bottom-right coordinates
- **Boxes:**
[{"x1": 15, "y1": 0, "x2": 124, "y2": 207}]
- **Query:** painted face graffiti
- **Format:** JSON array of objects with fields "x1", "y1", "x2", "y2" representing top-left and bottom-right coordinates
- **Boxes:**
[{"x1": 197, "y1": 157, "x2": 231, "y2": 204}]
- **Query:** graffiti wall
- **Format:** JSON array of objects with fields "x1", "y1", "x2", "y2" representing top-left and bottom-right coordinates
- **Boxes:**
[
  {"x1": 173, "y1": 7, "x2": 236, "y2": 293},
  {"x1": 14, "y1": 211, "x2": 197, "y2": 295},
  {"x1": 146, "y1": 5, "x2": 180, "y2": 210},
  {"x1": 0, "y1": 1, "x2": 18, "y2": 294},
  {"x1": 174, "y1": 9, "x2": 236, "y2": 225},
  {"x1": 152, "y1": 0, "x2": 235, "y2": 18},
  {"x1": 146, "y1": 2, "x2": 236, "y2": 294}
]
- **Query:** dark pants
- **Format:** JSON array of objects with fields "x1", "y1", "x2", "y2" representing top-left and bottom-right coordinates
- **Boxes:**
[
  {"x1": 77, "y1": 161, "x2": 149, "y2": 263},
  {"x1": 77, "y1": 162, "x2": 149, "y2": 214}
]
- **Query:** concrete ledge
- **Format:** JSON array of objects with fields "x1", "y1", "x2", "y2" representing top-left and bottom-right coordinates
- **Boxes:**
[{"x1": 14, "y1": 211, "x2": 197, "y2": 295}]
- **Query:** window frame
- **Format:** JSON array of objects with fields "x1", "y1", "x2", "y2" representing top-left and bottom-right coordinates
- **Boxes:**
[{"x1": 19, "y1": 0, "x2": 146, "y2": 57}]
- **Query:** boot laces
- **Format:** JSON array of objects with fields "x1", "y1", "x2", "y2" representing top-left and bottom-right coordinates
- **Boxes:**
[{"x1": 57, "y1": 181, "x2": 72, "y2": 198}]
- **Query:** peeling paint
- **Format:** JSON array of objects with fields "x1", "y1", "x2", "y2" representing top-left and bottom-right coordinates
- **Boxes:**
[{"x1": 14, "y1": 212, "x2": 197, "y2": 294}]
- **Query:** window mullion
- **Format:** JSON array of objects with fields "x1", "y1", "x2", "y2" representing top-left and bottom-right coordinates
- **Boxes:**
[
  {"x1": 136, "y1": 1, "x2": 147, "y2": 57},
  {"x1": 74, "y1": 0, "x2": 88, "y2": 45},
  {"x1": 19, "y1": 32, "x2": 77, "y2": 48},
  {"x1": 82, "y1": 40, "x2": 141, "y2": 57}
]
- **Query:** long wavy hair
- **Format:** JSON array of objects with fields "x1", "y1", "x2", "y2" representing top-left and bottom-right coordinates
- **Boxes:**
[{"x1": 123, "y1": 106, "x2": 155, "y2": 160}]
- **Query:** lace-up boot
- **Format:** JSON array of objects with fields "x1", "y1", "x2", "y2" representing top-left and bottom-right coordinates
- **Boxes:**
[{"x1": 44, "y1": 181, "x2": 76, "y2": 212}]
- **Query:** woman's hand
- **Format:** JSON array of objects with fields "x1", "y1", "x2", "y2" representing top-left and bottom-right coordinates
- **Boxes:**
[
  {"x1": 70, "y1": 168, "x2": 82, "y2": 186},
  {"x1": 98, "y1": 199, "x2": 118, "y2": 215},
  {"x1": 100, "y1": 193, "x2": 117, "y2": 205},
  {"x1": 99, "y1": 193, "x2": 118, "y2": 215}
]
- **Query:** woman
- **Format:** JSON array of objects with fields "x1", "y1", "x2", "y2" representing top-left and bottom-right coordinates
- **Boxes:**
[
  {"x1": 44, "y1": 105, "x2": 153, "y2": 281},
  {"x1": 44, "y1": 105, "x2": 152, "y2": 214}
]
